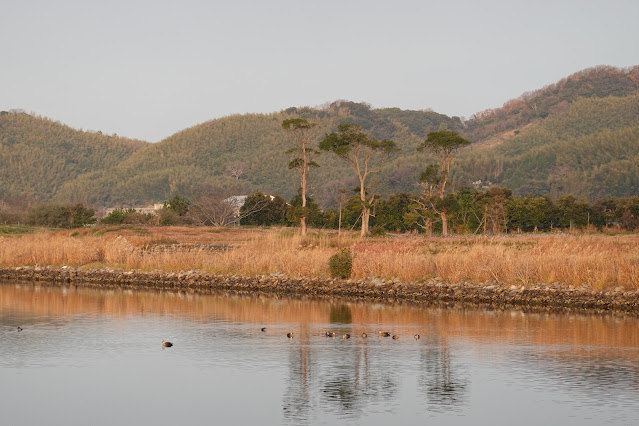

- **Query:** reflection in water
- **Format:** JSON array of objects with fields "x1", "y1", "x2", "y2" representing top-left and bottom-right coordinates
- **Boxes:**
[
  {"x1": 1, "y1": 282, "x2": 639, "y2": 425},
  {"x1": 329, "y1": 304, "x2": 353, "y2": 324},
  {"x1": 283, "y1": 325, "x2": 314, "y2": 424},
  {"x1": 419, "y1": 337, "x2": 469, "y2": 413}
]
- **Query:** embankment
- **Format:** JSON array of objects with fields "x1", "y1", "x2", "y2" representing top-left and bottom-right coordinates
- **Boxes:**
[{"x1": 1, "y1": 266, "x2": 637, "y2": 314}]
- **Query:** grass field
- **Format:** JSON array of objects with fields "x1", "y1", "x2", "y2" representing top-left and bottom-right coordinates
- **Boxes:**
[{"x1": 1, "y1": 225, "x2": 638, "y2": 291}]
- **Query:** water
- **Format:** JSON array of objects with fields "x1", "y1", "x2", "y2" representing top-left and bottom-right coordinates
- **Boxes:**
[{"x1": 1, "y1": 282, "x2": 638, "y2": 425}]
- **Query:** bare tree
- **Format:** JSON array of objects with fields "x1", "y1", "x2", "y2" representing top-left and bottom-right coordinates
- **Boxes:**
[
  {"x1": 225, "y1": 162, "x2": 248, "y2": 180},
  {"x1": 187, "y1": 194, "x2": 270, "y2": 227},
  {"x1": 184, "y1": 184, "x2": 267, "y2": 227}
]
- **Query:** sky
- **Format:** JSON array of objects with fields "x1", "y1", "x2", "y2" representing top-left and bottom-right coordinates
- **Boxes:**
[{"x1": 2, "y1": 0, "x2": 639, "y2": 142}]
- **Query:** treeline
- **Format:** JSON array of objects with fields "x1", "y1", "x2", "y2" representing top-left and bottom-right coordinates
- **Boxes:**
[
  {"x1": 5, "y1": 188, "x2": 639, "y2": 234},
  {"x1": 233, "y1": 188, "x2": 639, "y2": 234},
  {"x1": 0, "y1": 202, "x2": 96, "y2": 229}
]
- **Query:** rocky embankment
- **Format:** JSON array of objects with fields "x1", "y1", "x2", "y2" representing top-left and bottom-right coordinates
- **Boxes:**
[{"x1": 1, "y1": 266, "x2": 638, "y2": 314}]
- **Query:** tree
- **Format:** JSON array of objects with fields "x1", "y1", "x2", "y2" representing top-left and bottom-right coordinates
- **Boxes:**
[
  {"x1": 408, "y1": 164, "x2": 442, "y2": 236},
  {"x1": 417, "y1": 130, "x2": 471, "y2": 236},
  {"x1": 282, "y1": 118, "x2": 319, "y2": 236},
  {"x1": 164, "y1": 194, "x2": 190, "y2": 216},
  {"x1": 473, "y1": 187, "x2": 511, "y2": 234},
  {"x1": 225, "y1": 161, "x2": 248, "y2": 180},
  {"x1": 375, "y1": 192, "x2": 415, "y2": 232},
  {"x1": 26, "y1": 203, "x2": 95, "y2": 228},
  {"x1": 71, "y1": 204, "x2": 96, "y2": 227},
  {"x1": 319, "y1": 123, "x2": 398, "y2": 236},
  {"x1": 287, "y1": 190, "x2": 324, "y2": 228},
  {"x1": 239, "y1": 192, "x2": 288, "y2": 226},
  {"x1": 506, "y1": 195, "x2": 556, "y2": 232},
  {"x1": 556, "y1": 195, "x2": 590, "y2": 230},
  {"x1": 187, "y1": 195, "x2": 240, "y2": 227}
]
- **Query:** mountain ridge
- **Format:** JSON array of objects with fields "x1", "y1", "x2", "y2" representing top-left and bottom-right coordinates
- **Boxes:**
[{"x1": 2, "y1": 64, "x2": 639, "y2": 206}]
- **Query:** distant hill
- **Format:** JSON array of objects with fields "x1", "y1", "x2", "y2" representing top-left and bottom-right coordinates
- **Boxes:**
[
  {"x1": 0, "y1": 111, "x2": 146, "y2": 202},
  {"x1": 457, "y1": 94, "x2": 639, "y2": 200},
  {"x1": 2, "y1": 65, "x2": 639, "y2": 207},
  {"x1": 464, "y1": 65, "x2": 639, "y2": 142}
]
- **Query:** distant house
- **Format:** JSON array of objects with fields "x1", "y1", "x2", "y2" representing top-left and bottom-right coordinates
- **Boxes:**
[
  {"x1": 223, "y1": 196, "x2": 248, "y2": 223},
  {"x1": 102, "y1": 204, "x2": 163, "y2": 218},
  {"x1": 472, "y1": 179, "x2": 493, "y2": 190},
  {"x1": 224, "y1": 195, "x2": 248, "y2": 211}
]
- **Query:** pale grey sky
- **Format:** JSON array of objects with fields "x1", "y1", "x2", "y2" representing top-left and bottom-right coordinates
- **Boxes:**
[{"x1": 2, "y1": 0, "x2": 638, "y2": 142}]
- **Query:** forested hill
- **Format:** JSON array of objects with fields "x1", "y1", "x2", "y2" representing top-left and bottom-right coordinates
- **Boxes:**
[
  {"x1": 2, "y1": 65, "x2": 639, "y2": 207},
  {"x1": 52, "y1": 105, "x2": 430, "y2": 206},
  {"x1": 457, "y1": 94, "x2": 639, "y2": 200},
  {"x1": 0, "y1": 111, "x2": 147, "y2": 201},
  {"x1": 464, "y1": 65, "x2": 639, "y2": 142}
]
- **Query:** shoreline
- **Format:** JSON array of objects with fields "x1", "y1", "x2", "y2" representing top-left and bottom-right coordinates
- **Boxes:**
[{"x1": 1, "y1": 266, "x2": 638, "y2": 315}]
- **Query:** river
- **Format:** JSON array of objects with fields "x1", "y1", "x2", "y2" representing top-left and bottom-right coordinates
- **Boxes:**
[{"x1": 1, "y1": 282, "x2": 638, "y2": 425}]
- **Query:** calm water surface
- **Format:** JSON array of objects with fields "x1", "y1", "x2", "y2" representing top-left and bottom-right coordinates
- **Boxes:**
[{"x1": 1, "y1": 282, "x2": 638, "y2": 425}]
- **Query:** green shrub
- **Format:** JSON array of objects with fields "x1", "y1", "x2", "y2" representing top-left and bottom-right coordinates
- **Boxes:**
[
  {"x1": 101, "y1": 208, "x2": 131, "y2": 225},
  {"x1": 370, "y1": 225, "x2": 386, "y2": 236},
  {"x1": 71, "y1": 204, "x2": 96, "y2": 227},
  {"x1": 25, "y1": 203, "x2": 95, "y2": 228},
  {"x1": 0, "y1": 225, "x2": 33, "y2": 235},
  {"x1": 329, "y1": 248, "x2": 353, "y2": 279},
  {"x1": 158, "y1": 207, "x2": 181, "y2": 225},
  {"x1": 164, "y1": 194, "x2": 190, "y2": 216}
]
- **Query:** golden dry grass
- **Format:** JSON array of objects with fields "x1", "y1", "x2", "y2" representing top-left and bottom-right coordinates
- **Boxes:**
[{"x1": 1, "y1": 226, "x2": 638, "y2": 290}]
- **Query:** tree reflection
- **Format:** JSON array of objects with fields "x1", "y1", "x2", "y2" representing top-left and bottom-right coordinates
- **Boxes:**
[
  {"x1": 282, "y1": 325, "x2": 313, "y2": 424},
  {"x1": 329, "y1": 304, "x2": 352, "y2": 324},
  {"x1": 418, "y1": 336, "x2": 469, "y2": 413},
  {"x1": 282, "y1": 304, "x2": 401, "y2": 423},
  {"x1": 318, "y1": 341, "x2": 398, "y2": 419}
]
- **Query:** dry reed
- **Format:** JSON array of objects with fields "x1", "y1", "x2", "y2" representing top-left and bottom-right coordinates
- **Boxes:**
[{"x1": 1, "y1": 227, "x2": 638, "y2": 290}]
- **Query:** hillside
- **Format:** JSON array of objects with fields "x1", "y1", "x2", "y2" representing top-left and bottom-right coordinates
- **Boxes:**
[
  {"x1": 2, "y1": 65, "x2": 639, "y2": 207},
  {"x1": 54, "y1": 104, "x2": 433, "y2": 206},
  {"x1": 464, "y1": 65, "x2": 639, "y2": 142},
  {"x1": 0, "y1": 111, "x2": 147, "y2": 202},
  {"x1": 458, "y1": 94, "x2": 639, "y2": 200}
]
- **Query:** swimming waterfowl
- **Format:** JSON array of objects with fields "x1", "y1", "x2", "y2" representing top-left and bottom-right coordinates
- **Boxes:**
[
  {"x1": 378, "y1": 331, "x2": 391, "y2": 337},
  {"x1": 17, "y1": 327, "x2": 23, "y2": 332},
  {"x1": 361, "y1": 332, "x2": 367, "y2": 338},
  {"x1": 414, "y1": 334, "x2": 420, "y2": 339},
  {"x1": 287, "y1": 332, "x2": 295, "y2": 338},
  {"x1": 342, "y1": 334, "x2": 351, "y2": 339},
  {"x1": 162, "y1": 340, "x2": 173, "y2": 347},
  {"x1": 392, "y1": 335, "x2": 399, "y2": 340},
  {"x1": 261, "y1": 327, "x2": 267, "y2": 332},
  {"x1": 326, "y1": 331, "x2": 337, "y2": 338}
]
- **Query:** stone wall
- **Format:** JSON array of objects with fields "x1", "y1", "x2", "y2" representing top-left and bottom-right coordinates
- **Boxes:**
[{"x1": 1, "y1": 266, "x2": 637, "y2": 314}]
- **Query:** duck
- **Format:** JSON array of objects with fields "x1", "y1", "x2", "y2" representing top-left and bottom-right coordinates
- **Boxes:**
[
  {"x1": 378, "y1": 331, "x2": 391, "y2": 337},
  {"x1": 361, "y1": 332, "x2": 367, "y2": 338},
  {"x1": 287, "y1": 332, "x2": 295, "y2": 338},
  {"x1": 326, "y1": 331, "x2": 337, "y2": 338},
  {"x1": 392, "y1": 335, "x2": 399, "y2": 340},
  {"x1": 261, "y1": 327, "x2": 267, "y2": 332},
  {"x1": 17, "y1": 327, "x2": 23, "y2": 332},
  {"x1": 414, "y1": 334, "x2": 421, "y2": 339},
  {"x1": 342, "y1": 333, "x2": 351, "y2": 339},
  {"x1": 162, "y1": 340, "x2": 173, "y2": 347}
]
